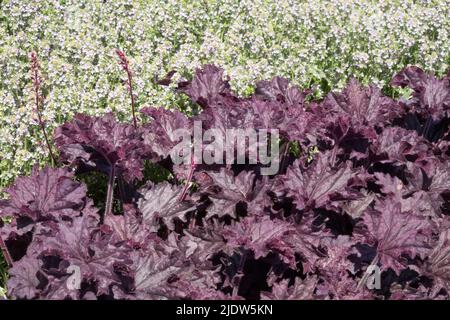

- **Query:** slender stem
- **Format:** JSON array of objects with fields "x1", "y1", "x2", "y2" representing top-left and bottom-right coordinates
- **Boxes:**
[
  {"x1": 188, "y1": 215, "x2": 196, "y2": 231},
  {"x1": 279, "y1": 141, "x2": 290, "y2": 174},
  {"x1": 0, "y1": 236, "x2": 13, "y2": 267},
  {"x1": 422, "y1": 117, "x2": 433, "y2": 141},
  {"x1": 231, "y1": 277, "x2": 241, "y2": 297},
  {"x1": 330, "y1": 144, "x2": 338, "y2": 167},
  {"x1": 179, "y1": 163, "x2": 196, "y2": 202},
  {"x1": 35, "y1": 106, "x2": 56, "y2": 166},
  {"x1": 178, "y1": 154, "x2": 196, "y2": 202},
  {"x1": 104, "y1": 165, "x2": 116, "y2": 217},
  {"x1": 117, "y1": 175, "x2": 127, "y2": 206}
]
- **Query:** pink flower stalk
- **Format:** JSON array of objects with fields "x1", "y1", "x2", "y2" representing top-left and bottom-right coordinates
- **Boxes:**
[
  {"x1": 116, "y1": 49, "x2": 137, "y2": 128},
  {"x1": 30, "y1": 51, "x2": 56, "y2": 165}
]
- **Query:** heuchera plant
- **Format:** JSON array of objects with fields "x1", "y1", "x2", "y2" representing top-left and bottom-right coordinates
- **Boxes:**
[{"x1": 0, "y1": 64, "x2": 449, "y2": 300}]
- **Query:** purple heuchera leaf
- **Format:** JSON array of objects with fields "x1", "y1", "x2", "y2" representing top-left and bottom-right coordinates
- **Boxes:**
[
  {"x1": 6, "y1": 256, "x2": 42, "y2": 299},
  {"x1": 0, "y1": 166, "x2": 88, "y2": 237},
  {"x1": 315, "y1": 273, "x2": 374, "y2": 300},
  {"x1": 278, "y1": 152, "x2": 358, "y2": 211},
  {"x1": 141, "y1": 107, "x2": 192, "y2": 159},
  {"x1": 356, "y1": 199, "x2": 433, "y2": 274},
  {"x1": 389, "y1": 284, "x2": 431, "y2": 300},
  {"x1": 403, "y1": 162, "x2": 450, "y2": 218},
  {"x1": 426, "y1": 161, "x2": 450, "y2": 194},
  {"x1": 195, "y1": 100, "x2": 254, "y2": 133},
  {"x1": 138, "y1": 182, "x2": 196, "y2": 230},
  {"x1": 423, "y1": 229, "x2": 450, "y2": 297},
  {"x1": 171, "y1": 280, "x2": 242, "y2": 300},
  {"x1": 282, "y1": 213, "x2": 329, "y2": 272},
  {"x1": 316, "y1": 236, "x2": 355, "y2": 273},
  {"x1": 178, "y1": 64, "x2": 231, "y2": 107},
  {"x1": 391, "y1": 66, "x2": 450, "y2": 120},
  {"x1": 103, "y1": 204, "x2": 150, "y2": 250},
  {"x1": 342, "y1": 190, "x2": 375, "y2": 218},
  {"x1": 260, "y1": 276, "x2": 317, "y2": 300},
  {"x1": 374, "y1": 171, "x2": 445, "y2": 219},
  {"x1": 131, "y1": 237, "x2": 220, "y2": 300},
  {"x1": 371, "y1": 127, "x2": 434, "y2": 172},
  {"x1": 199, "y1": 168, "x2": 257, "y2": 218},
  {"x1": 223, "y1": 215, "x2": 296, "y2": 266},
  {"x1": 171, "y1": 231, "x2": 226, "y2": 268},
  {"x1": 255, "y1": 76, "x2": 310, "y2": 107},
  {"x1": 36, "y1": 212, "x2": 131, "y2": 295},
  {"x1": 322, "y1": 79, "x2": 401, "y2": 131},
  {"x1": 247, "y1": 99, "x2": 313, "y2": 142},
  {"x1": 54, "y1": 113, "x2": 148, "y2": 182}
]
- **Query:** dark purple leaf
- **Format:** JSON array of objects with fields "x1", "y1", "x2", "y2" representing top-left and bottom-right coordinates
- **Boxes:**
[
  {"x1": 199, "y1": 168, "x2": 257, "y2": 218},
  {"x1": 223, "y1": 215, "x2": 296, "y2": 266},
  {"x1": 138, "y1": 182, "x2": 196, "y2": 230},
  {"x1": 141, "y1": 107, "x2": 192, "y2": 159},
  {"x1": 260, "y1": 276, "x2": 317, "y2": 300},
  {"x1": 178, "y1": 64, "x2": 231, "y2": 107},
  {"x1": 391, "y1": 66, "x2": 450, "y2": 120},
  {"x1": 0, "y1": 166, "x2": 88, "y2": 237},
  {"x1": 322, "y1": 79, "x2": 402, "y2": 130},
  {"x1": 423, "y1": 229, "x2": 450, "y2": 297},
  {"x1": 54, "y1": 113, "x2": 148, "y2": 182},
  {"x1": 356, "y1": 199, "x2": 434, "y2": 274},
  {"x1": 279, "y1": 152, "x2": 359, "y2": 211},
  {"x1": 7, "y1": 256, "x2": 42, "y2": 299},
  {"x1": 255, "y1": 76, "x2": 310, "y2": 107}
]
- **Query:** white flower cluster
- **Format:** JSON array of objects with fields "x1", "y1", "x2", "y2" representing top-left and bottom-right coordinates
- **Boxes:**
[{"x1": 0, "y1": 0, "x2": 449, "y2": 187}]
